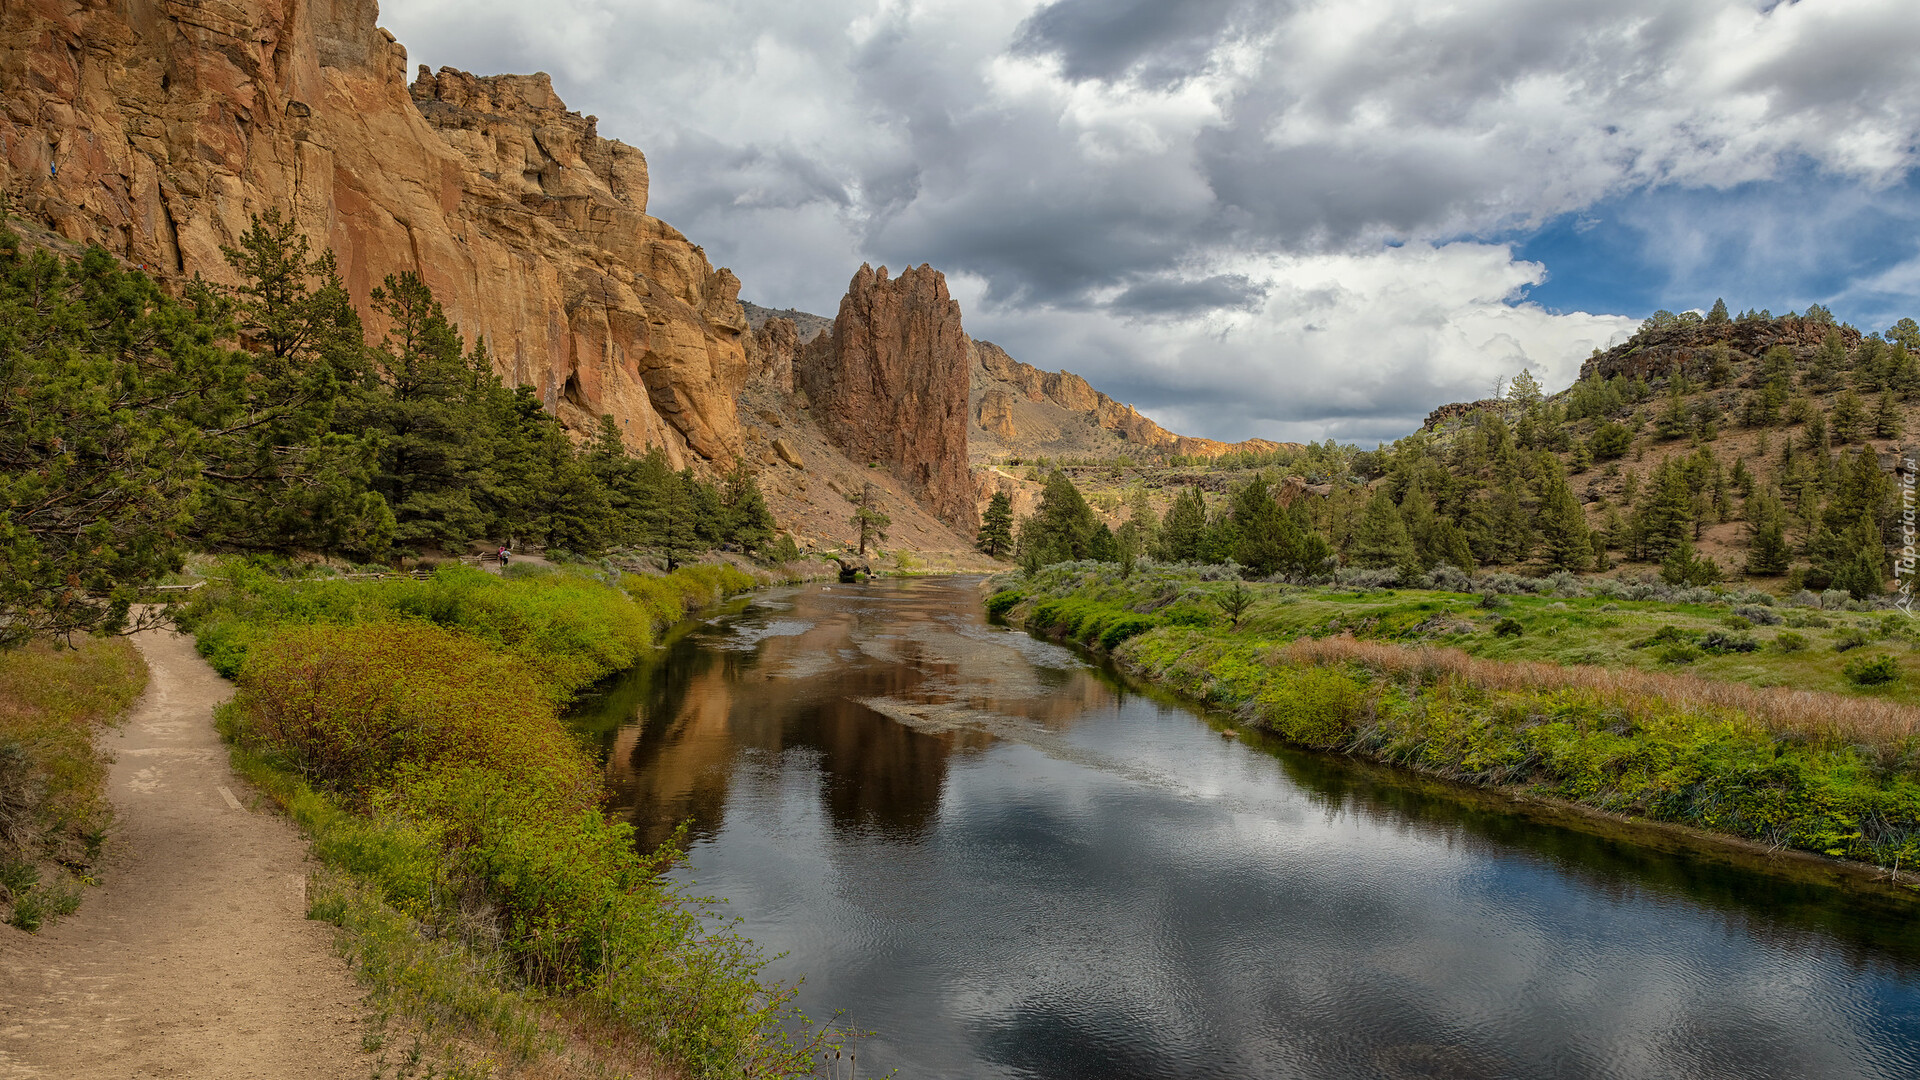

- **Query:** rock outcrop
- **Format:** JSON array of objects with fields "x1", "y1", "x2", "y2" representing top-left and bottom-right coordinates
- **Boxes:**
[
  {"x1": 746, "y1": 316, "x2": 798, "y2": 394},
  {"x1": 1580, "y1": 316, "x2": 1860, "y2": 384},
  {"x1": 971, "y1": 339, "x2": 1298, "y2": 459},
  {"x1": 796, "y1": 264, "x2": 976, "y2": 530},
  {"x1": 0, "y1": 0, "x2": 748, "y2": 470}
]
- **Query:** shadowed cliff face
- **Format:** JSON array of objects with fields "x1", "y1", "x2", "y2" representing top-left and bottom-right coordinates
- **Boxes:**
[
  {"x1": 0, "y1": 0, "x2": 747, "y2": 470},
  {"x1": 798, "y1": 264, "x2": 978, "y2": 531}
]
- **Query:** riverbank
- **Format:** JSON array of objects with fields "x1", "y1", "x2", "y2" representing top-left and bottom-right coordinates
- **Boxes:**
[
  {"x1": 989, "y1": 562, "x2": 1920, "y2": 882},
  {"x1": 0, "y1": 638, "x2": 147, "y2": 931},
  {"x1": 177, "y1": 558, "x2": 833, "y2": 1078}
]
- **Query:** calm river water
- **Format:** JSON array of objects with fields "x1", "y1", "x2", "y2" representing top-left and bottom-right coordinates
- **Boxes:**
[{"x1": 568, "y1": 577, "x2": 1920, "y2": 1080}]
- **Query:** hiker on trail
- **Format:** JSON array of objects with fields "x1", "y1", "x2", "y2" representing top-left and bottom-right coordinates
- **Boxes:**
[{"x1": 498, "y1": 546, "x2": 510, "y2": 566}]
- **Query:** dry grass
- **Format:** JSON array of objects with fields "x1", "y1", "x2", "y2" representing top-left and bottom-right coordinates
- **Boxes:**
[{"x1": 1280, "y1": 636, "x2": 1920, "y2": 753}]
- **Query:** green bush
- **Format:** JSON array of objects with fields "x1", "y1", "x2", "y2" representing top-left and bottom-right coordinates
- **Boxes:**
[
  {"x1": 1493, "y1": 617, "x2": 1524, "y2": 637},
  {"x1": 985, "y1": 590, "x2": 1025, "y2": 618},
  {"x1": 1773, "y1": 631, "x2": 1810, "y2": 652},
  {"x1": 1833, "y1": 627, "x2": 1872, "y2": 652},
  {"x1": 1842, "y1": 654, "x2": 1901, "y2": 687},
  {"x1": 227, "y1": 619, "x2": 806, "y2": 1077}
]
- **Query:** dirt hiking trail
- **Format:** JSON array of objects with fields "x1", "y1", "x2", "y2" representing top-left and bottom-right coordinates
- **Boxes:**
[{"x1": 0, "y1": 627, "x2": 362, "y2": 1079}]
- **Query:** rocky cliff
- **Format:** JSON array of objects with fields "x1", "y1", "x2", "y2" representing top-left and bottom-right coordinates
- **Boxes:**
[
  {"x1": 1579, "y1": 316, "x2": 1860, "y2": 384},
  {"x1": 1, "y1": 0, "x2": 747, "y2": 470},
  {"x1": 969, "y1": 339, "x2": 1298, "y2": 461},
  {"x1": 796, "y1": 264, "x2": 976, "y2": 530}
]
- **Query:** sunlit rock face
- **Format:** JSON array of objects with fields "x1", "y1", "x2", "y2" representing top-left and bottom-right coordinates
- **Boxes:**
[
  {"x1": 1, "y1": 0, "x2": 748, "y2": 470},
  {"x1": 798, "y1": 263, "x2": 978, "y2": 531}
]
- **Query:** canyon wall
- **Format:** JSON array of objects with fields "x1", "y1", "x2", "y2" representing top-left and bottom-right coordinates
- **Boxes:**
[
  {"x1": 0, "y1": 0, "x2": 747, "y2": 470},
  {"x1": 969, "y1": 340, "x2": 1298, "y2": 460},
  {"x1": 796, "y1": 264, "x2": 977, "y2": 530}
]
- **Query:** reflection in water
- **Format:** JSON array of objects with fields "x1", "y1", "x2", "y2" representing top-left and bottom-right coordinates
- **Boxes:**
[{"x1": 568, "y1": 578, "x2": 1920, "y2": 1080}]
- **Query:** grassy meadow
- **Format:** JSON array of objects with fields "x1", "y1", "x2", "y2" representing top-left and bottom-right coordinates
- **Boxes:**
[{"x1": 991, "y1": 562, "x2": 1920, "y2": 877}]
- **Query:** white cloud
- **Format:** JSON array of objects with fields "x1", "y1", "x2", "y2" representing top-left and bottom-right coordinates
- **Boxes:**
[{"x1": 379, "y1": 0, "x2": 1920, "y2": 442}]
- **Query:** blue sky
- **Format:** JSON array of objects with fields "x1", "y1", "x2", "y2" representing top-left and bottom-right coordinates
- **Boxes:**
[
  {"x1": 383, "y1": 0, "x2": 1920, "y2": 446},
  {"x1": 1517, "y1": 165, "x2": 1920, "y2": 337}
]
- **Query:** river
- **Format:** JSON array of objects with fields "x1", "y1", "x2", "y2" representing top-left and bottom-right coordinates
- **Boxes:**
[{"x1": 567, "y1": 577, "x2": 1920, "y2": 1080}]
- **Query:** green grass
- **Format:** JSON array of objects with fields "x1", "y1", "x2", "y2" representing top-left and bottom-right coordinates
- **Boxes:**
[
  {"x1": 995, "y1": 563, "x2": 1920, "y2": 875},
  {"x1": 196, "y1": 560, "x2": 832, "y2": 1078},
  {"x1": 994, "y1": 563, "x2": 1920, "y2": 705},
  {"x1": 0, "y1": 638, "x2": 147, "y2": 931}
]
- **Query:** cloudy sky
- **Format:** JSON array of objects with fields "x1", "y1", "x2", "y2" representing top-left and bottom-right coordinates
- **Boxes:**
[{"x1": 383, "y1": 0, "x2": 1920, "y2": 446}]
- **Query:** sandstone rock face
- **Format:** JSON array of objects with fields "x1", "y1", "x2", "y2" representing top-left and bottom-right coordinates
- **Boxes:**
[
  {"x1": 970, "y1": 338, "x2": 1298, "y2": 460},
  {"x1": 797, "y1": 264, "x2": 976, "y2": 530},
  {"x1": 747, "y1": 317, "x2": 798, "y2": 394},
  {"x1": 977, "y1": 389, "x2": 1018, "y2": 441},
  {"x1": 0, "y1": 0, "x2": 747, "y2": 470}
]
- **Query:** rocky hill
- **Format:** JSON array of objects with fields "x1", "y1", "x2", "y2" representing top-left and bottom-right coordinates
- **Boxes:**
[
  {"x1": 3, "y1": 0, "x2": 746, "y2": 471},
  {"x1": 1, "y1": 0, "x2": 1287, "y2": 558}
]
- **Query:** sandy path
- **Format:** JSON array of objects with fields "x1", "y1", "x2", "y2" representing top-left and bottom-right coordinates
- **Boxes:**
[{"x1": 0, "y1": 628, "x2": 363, "y2": 1079}]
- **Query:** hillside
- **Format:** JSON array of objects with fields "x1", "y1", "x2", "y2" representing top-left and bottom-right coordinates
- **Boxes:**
[{"x1": 1049, "y1": 304, "x2": 1920, "y2": 597}]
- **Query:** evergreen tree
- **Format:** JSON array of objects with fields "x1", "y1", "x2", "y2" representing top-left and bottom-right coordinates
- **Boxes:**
[
  {"x1": 1536, "y1": 457, "x2": 1591, "y2": 571},
  {"x1": 977, "y1": 490, "x2": 1015, "y2": 557},
  {"x1": 199, "y1": 209, "x2": 390, "y2": 555},
  {"x1": 849, "y1": 481, "x2": 891, "y2": 556},
  {"x1": 356, "y1": 272, "x2": 489, "y2": 551},
  {"x1": 1744, "y1": 488, "x2": 1792, "y2": 575},
  {"x1": 1157, "y1": 486, "x2": 1208, "y2": 562},
  {"x1": 1020, "y1": 470, "x2": 1097, "y2": 564},
  {"x1": 1706, "y1": 297, "x2": 1731, "y2": 325},
  {"x1": 1635, "y1": 458, "x2": 1693, "y2": 561},
  {"x1": 1830, "y1": 390, "x2": 1866, "y2": 443},
  {"x1": 1875, "y1": 390, "x2": 1905, "y2": 439},
  {"x1": 1348, "y1": 488, "x2": 1416, "y2": 572},
  {"x1": 719, "y1": 465, "x2": 777, "y2": 554},
  {"x1": 0, "y1": 231, "x2": 206, "y2": 644}
]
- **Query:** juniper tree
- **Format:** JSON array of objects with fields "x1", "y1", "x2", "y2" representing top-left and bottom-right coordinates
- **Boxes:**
[
  {"x1": 1743, "y1": 488, "x2": 1792, "y2": 576},
  {"x1": 1875, "y1": 390, "x2": 1905, "y2": 439},
  {"x1": 1348, "y1": 488, "x2": 1416, "y2": 573},
  {"x1": 1536, "y1": 456, "x2": 1591, "y2": 572},
  {"x1": 1157, "y1": 485, "x2": 1208, "y2": 562},
  {"x1": 1830, "y1": 390, "x2": 1866, "y2": 444},
  {"x1": 977, "y1": 490, "x2": 1015, "y2": 557},
  {"x1": 849, "y1": 481, "x2": 891, "y2": 556}
]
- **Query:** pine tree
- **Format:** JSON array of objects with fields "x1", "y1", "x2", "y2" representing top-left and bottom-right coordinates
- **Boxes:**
[
  {"x1": 849, "y1": 481, "x2": 891, "y2": 556},
  {"x1": 1830, "y1": 390, "x2": 1866, "y2": 443},
  {"x1": 1536, "y1": 457, "x2": 1591, "y2": 571},
  {"x1": 1157, "y1": 486, "x2": 1208, "y2": 562},
  {"x1": 1021, "y1": 470, "x2": 1096, "y2": 564},
  {"x1": 977, "y1": 490, "x2": 1015, "y2": 557},
  {"x1": 1875, "y1": 390, "x2": 1905, "y2": 439},
  {"x1": 1636, "y1": 458, "x2": 1693, "y2": 561},
  {"x1": 358, "y1": 272, "x2": 489, "y2": 551},
  {"x1": 1744, "y1": 489, "x2": 1791, "y2": 575},
  {"x1": 719, "y1": 465, "x2": 777, "y2": 554},
  {"x1": 198, "y1": 209, "x2": 391, "y2": 556},
  {"x1": 1706, "y1": 297, "x2": 1731, "y2": 325},
  {"x1": 1348, "y1": 488, "x2": 1416, "y2": 572}
]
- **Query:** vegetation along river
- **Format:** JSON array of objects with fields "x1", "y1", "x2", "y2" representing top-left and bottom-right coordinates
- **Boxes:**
[{"x1": 567, "y1": 577, "x2": 1920, "y2": 1080}]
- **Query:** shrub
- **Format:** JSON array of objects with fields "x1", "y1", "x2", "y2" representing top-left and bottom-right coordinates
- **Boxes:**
[
  {"x1": 229, "y1": 621, "x2": 803, "y2": 1077},
  {"x1": 1833, "y1": 627, "x2": 1872, "y2": 652},
  {"x1": 1722, "y1": 615, "x2": 1754, "y2": 631},
  {"x1": 984, "y1": 590, "x2": 1024, "y2": 618},
  {"x1": 1842, "y1": 654, "x2": 1901, "y2": 686},
  {"x1": 1772, "y1": 631, "x2": 1810, "y2": 652},
  {"x1": 1493, "y1": 618, "x2": 1524, "y2": 637},
  {"x1": 1698, "y1": 630, "x2": 1759, "y2": 654},
  {"x1": 1733, "y1": 605, "x2": 1783, "y2": 626}
]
